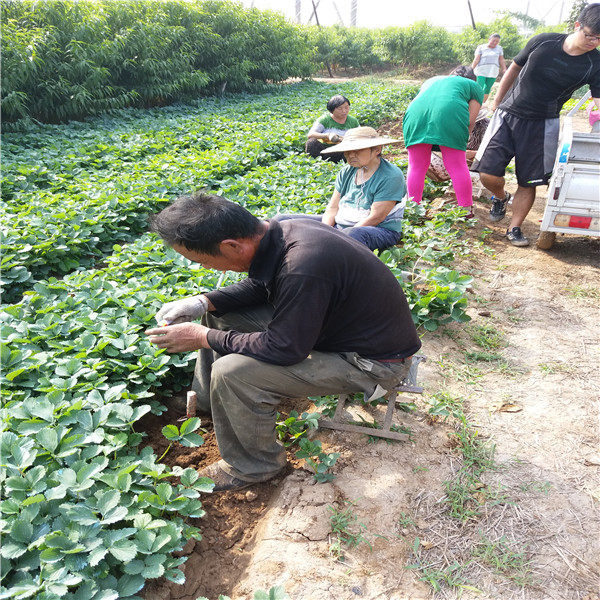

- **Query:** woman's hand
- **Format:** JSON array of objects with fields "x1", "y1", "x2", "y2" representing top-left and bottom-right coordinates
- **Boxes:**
[
  {"x1": 355, "y1": 201, "x2": 396, "y2": 227},
  {"x1": 468, "y1": 99, "x2": 482, "y2": 134},
  {"x1": 322, "y1": 190, "x2": 341, "y2": 227}
]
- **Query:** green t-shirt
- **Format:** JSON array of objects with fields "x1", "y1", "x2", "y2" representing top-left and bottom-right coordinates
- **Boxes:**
[
  {"x1": 334, "y1": 158, "x2": 406, "y2": 233},
  {"x1": 309, "y1": 113, "x2": 360, "y2": 143},
  {"x1": 402, "y1": 76, "x2": 484, "y2": 151}
]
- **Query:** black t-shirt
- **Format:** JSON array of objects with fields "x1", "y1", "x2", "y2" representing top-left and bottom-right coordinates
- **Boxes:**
[
  {"x1": 205, "y1": 218, "x2": 421, "y2": 365},
  {"x1": 499, "y1": 33, "x2": 600, "y2": 119}
]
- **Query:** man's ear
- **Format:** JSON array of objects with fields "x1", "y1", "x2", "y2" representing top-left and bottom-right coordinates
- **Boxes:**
[{"x1": 218, "y1": 239, "x2": 244, "y2": 256}]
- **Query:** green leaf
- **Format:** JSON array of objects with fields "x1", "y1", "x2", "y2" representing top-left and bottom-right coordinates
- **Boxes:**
[
  {"x1": 141, "y1": 558, "x2": 165, "y2": 579},
  {"x1": 100, "y1": 505, "x2": 128, "y2": 525},
  {"x1": 66, "y1": 504, "x2": 98, "y2": 526},
  {"x1": 123, "y1": 559, "x2": 145, "y2": 575},
  {"x1": 77, "y1": 457, "x2": 109, "y2": 483},
  {"x1": 180, "y1": 468, "x2": 199, "y2": 487},
  {"x1": 192, "y1": 477, "x2": 215, "y2": 493},
  {"x1": 96, "y1": 489, "x2": 120, "y2": 514},
  {"x1": 36, "y1": 428, "x2": 58, "y2": 453},
  {"x1": 156, "y1": 483, "x2": 172, "y2": 502},
  {"x1": 161, "y1": 424, "x2": 179, "y2": 440},
  {"x1": 164, "y1": 568, "x2": 185, "y2": 585},
  {"x1": 178, "y1": 417, "x2": 200, "y2": 435},
  {"x1": 108, "y1": 541, "x2": 138, "y2": 562},
  {"x1": 0, "y1": 541, "x2": 27, "y2": 559},
  {"x1": 10, "y1": 519, "x2": 32, "y2": 543},
  {"x1": 117, "y1": 573, "x2": 145, "y2": 597},
  {"x1": 179, "y1": 432, "x2": 204, "y2": 447},
  {"x1": 254, "y1": 587, "x2": 290, "y2": 600},
  {"x1": 40, "y1": 548, "x2": 63, "y2": 563},
  {"x1": 22, "y1": 493, "x2": 45, "y2": 506}
]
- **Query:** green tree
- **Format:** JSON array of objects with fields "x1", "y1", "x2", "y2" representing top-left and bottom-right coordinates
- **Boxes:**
[
  {"x1": 453, "y1": 16, "x2": 524, "y2": 63},
  {"x1": 568, "y1": 0, "x2": 588, "y2": 27}
]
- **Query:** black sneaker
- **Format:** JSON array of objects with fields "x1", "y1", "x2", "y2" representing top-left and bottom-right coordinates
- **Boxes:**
[
  {"x1": 506, "y1": 226, "x2": 530, "y2": 247},
  {"x1": 489, "y1": 192, "x2": 511, "y2": 222}
]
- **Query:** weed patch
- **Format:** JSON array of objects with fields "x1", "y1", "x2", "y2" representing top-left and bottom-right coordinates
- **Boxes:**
[
  {"x1": 328, "y1": 500, "x2": 371, "y2": 560},
  {"x1": 472, "y1": 535, "x2": 533, "y2": 587},
  {"x1": 469, "y1": 323, "x2": 507, "y2": 351}
]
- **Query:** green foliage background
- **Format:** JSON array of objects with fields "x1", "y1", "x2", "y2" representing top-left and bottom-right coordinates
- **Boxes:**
[
  {"x1": 1, "y1": 0, "x2": 547, "y2": 123},
  {"x1": 1, "y1": 0, "x2": 314, "y2": 122}
]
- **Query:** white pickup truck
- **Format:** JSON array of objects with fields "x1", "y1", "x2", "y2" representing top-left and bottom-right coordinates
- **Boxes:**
[{"x1": 537, "y1": 91, "x2": 600, "y2": 250}]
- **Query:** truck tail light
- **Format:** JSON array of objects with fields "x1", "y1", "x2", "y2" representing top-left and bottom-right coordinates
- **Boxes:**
[{"x1": 553, "y1": 214, "x2": 598, "y2": 229}]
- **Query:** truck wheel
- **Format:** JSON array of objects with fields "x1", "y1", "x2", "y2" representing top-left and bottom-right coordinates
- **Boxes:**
[{"x1": 536, "y1": 231, "x2": 556, "y2": 250}]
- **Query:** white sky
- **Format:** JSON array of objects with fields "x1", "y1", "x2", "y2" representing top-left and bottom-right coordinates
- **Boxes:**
[{"x1": 237, "y1": 0, "x2": 578, "y2": 31}]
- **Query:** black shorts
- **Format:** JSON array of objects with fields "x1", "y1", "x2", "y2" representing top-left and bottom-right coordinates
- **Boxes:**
[{"x1": 471, "y1": 109, "x2": 559, "y2": 187}]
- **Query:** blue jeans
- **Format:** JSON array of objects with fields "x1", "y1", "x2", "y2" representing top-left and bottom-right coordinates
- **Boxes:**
[{"x1": 276, "y1": 214, "x2": 401, "y2": 252}]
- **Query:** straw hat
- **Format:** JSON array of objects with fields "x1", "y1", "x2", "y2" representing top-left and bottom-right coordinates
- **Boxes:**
[{"x1": 321, "y1": 126, "x2": 401, "y2": 154}]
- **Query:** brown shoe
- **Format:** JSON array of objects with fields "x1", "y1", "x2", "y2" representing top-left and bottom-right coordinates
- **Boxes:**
[{"x1": 199, "y1": 461, "x2": 254, "y2": 493}]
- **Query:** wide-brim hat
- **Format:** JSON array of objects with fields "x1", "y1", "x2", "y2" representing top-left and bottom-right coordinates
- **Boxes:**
[{"x1": 321, "y1": 126, "x2": 401, "y2": 154}]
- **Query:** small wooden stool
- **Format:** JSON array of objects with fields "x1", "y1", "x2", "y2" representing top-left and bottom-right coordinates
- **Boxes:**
[{"x1": 318, "y1": 355, "x2": 426, "y2": 442}]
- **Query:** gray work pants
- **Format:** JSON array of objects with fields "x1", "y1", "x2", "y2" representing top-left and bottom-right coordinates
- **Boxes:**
[{"x1": 192, "y1": 305, "x2": 411, "y2": 482}]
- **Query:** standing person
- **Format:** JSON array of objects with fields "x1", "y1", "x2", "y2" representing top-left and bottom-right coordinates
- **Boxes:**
[
  {"x1": 305, "y1": 94, "x2": 360, "y2": 162},
  {"x1": 146, "y1": 192, "x2": 421, "y2": 492},
  {"x1": 282, "y1": 127, "x2": 406, "y2": 252},
  {"x1": 472, "y1": 33, "x2": 507, "y2": 102},
  {"x1": 472, "y1": 4, "x2": 600, "y2": 247},
  {"x1": 403, "y1": 66, "x2": 483, "y2": 216}
]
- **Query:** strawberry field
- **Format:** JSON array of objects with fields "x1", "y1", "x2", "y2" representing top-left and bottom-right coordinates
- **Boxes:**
[{"x1": 1, "y1": 80, "x2": 478, "y2": 599}]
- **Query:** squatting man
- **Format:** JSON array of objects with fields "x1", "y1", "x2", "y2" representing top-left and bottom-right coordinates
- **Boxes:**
[{"x1": 146, "y1": 192, "x2": 421, "y2": 492}]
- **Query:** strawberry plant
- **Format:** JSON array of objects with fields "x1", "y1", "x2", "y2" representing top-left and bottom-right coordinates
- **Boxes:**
[
  {"x1": 0, "y1": 237, "x2": 237, "y2": 598},
  {"x1": 1, "y1": 79, "x2": 475, "y2": 598},
  {"x1": 2, "y1": 81, "x2": 417, "y2": 302}
]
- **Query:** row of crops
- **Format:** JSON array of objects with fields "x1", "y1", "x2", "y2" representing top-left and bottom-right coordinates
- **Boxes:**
[{"x1": 0, "y1": 81, "x2": 474, "y2": 599}]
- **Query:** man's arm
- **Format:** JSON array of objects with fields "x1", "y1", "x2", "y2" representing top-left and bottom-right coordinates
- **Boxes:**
[
  {"x1": 146, "y1": 280, "x2": 267, "y2": 353},
  {"x1": 206, "y1": 275, "x2": 335, "y2": 366},
  {"x1": 204, "y1": 279, "x2": 269, "y2": 314},
  {"x1": 491, "y1": 62, "x2": 522, "y2": 110}
]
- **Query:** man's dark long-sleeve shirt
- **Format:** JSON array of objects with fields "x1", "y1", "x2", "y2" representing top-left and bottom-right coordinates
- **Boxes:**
[{"x1": 205, "y1": 218, "x2": 421, "y2": 365}]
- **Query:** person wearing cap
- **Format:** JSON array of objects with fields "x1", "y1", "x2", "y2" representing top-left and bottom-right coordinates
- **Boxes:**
[
  {"x1": 146, "y1": 192, "x2": 421, "y2": 491},
  {"x1": 471, "y1": 34, "x2": 507, "y2": 102},
  {"x1": 283, "y1": 126, "x2": 406, "y2": 251},
  {"x1": 403, "y1": 65, "x2": 484, "y2": 217},
  {"x1": 305, "y1": 94, "x2": 360, "y2": 163}
]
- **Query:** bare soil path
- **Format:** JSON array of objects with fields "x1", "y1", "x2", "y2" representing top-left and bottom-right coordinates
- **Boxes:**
[{"x1": 143, "y1": 106, "x2": 599, "y2": 600}]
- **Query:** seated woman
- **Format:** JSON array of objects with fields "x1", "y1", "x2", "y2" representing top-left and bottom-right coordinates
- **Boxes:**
[
  {"x1": 285, "y1": 126, "x2": 406, "y2": 252},
  {"x1": 305, "y1": 94, "x2": 360, "y2": 163}
]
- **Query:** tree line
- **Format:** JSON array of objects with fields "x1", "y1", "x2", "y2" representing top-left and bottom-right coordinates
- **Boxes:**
[{"x1": 1, "y1": 0, "x2": 567, "y2": 123}]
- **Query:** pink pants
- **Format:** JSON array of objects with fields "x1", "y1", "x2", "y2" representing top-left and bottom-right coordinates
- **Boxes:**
[{"x1": 407, "y1": 144, "x2": 473, "y2": 207}]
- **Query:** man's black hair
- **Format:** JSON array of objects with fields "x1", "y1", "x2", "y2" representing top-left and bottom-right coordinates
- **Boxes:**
[
  {"x1": 579, "y1": 3, "x2": 600, "y2": 34},
  {"x1": 450, "y1": 65, "x2": 477, "y2": 81},
  {"x1": 327, "y1": 94, "x2": 350, "y2": 113},
  {"x1": 150, "y1": 191, "x2": 262, "y2": 255}
]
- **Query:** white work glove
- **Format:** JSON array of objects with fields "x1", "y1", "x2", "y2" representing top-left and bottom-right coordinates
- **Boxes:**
[
  {"x1": 328, "y1": 133, "x2": 342, "y2": 143},
  {"x1": 155, "y1": 295, "x2": 208, "y2": 326}
]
